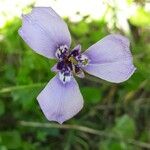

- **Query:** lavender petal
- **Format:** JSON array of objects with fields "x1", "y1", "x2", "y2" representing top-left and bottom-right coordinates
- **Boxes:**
[
  {"x1": 83, "y1": 34, "x2": 136, "y2": 83},
  {"x1": 19, "y1": 7, "x2": 71, "y2": 59},
  {"x1": 37, "y1": 75, "x2": 84, "y2": 124}
]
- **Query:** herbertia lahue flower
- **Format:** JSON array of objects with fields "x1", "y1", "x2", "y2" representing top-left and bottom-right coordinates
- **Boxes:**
[{"x1": 18, "y1": 7, "x2": 136, "y2": 124}]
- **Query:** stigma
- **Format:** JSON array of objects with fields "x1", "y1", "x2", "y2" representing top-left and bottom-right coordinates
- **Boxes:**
[{"x1": 55, "y1": 45, "x2": 89, "y2": 84}]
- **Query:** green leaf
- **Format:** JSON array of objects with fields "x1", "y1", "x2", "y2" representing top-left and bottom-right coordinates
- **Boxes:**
[
  {"x1": 81, "y1": 87, "x2": 102, "y2": 104},
  {"x1": 1, "y1": 131, "x2": 22, "y2": 149},
  {"x1": 139, "y1": 130, "x2": 150, "y2": 142},
  {"x1": 70, "y1": 22, "x2": 89, "y2": 37},
  {"x1": 0, "y1": 101, "x2": 5, "y2": 116},
  {"x1": 130, "y1": 8, "x2": 150, "y2": 27},
  {"x1": 113, "y1": 115, "x2": 136, "y2": 138},
  {"x1": 0, "y1": 145, "x2": 7, "y2": 150},
  {"x1": 11, "y1": 87, "x2": 40, "y2": 110},
  {"x1": 99, "y1": 140, "x2": 134, "y2": 150},
  {"x1": 37, "y1": 131, "x2": 48, "y2": 141},
  {"x1": 37, "y1": 128, "x2": 59, "y2": 141}
]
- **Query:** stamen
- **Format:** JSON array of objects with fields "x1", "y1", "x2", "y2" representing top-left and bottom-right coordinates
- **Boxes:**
[
  {"x1": 77, "y1": 55, "x2": 89, "y2": 67},
  {"x1": 56, "y1": 44, "x2": 89, "y2": 83},
  {"x1": 68, "y1": 56, "x2": 78, "y2": 65}
]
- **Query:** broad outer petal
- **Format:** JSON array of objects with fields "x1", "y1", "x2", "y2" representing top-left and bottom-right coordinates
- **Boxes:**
[
  {"x1": 19, "y1": 7, "x2": 71, "y2": 59},
  {"x1": 83, "y1": 34, "x2": 136, "y2": 83},
  {"x1": 37, "y1": 75, "x2": 83, "y2": 124}
]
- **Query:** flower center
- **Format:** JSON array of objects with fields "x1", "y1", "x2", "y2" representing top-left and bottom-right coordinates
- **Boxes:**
[{"x1": 55, "y1": 45, "x2": 89, "y2": 84}]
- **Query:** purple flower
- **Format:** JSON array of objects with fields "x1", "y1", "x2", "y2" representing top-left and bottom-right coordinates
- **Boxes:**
[{"x1": 18, "y1": 7, "x2": 136, "y2": 124}]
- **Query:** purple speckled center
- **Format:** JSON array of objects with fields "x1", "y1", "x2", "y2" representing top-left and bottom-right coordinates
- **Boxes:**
[{"x1": 55, "y1": 45, "x2": 88, "y2": 83}]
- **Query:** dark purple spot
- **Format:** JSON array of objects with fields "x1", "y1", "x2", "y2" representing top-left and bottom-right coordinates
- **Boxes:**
[
  {"x1": 64, "y1": 71, "x2": 70, "y2": 76},
  {"x1": 60, "y1": 52, "x2": 67, "y2": 59},
  {"x1": 68, "y1": 62, "x2": 73, "y2": 71},
  {"x1": 70, "y1": 50, "x2": 79, "y2": 57},
  {"x1": 75, "y1": 65, "x2": 81, "y2": 73},
  {"x1": 57, "y1": 61, "x2": 65, "y2": 70}
]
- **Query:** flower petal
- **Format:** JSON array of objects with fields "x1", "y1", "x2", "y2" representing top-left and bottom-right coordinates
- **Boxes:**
[
  {"x1": 37, "y1": 75, "x2": 83, "y2": 124},
  {"x1": 19, "y1": 7, "x2": 71, "y2": 58},
  {"x1": 83, "y1": 34, "x2": 136, "y2": 83},
  {"x1": 84, "y1": 61, "x2": 136, "y2": 83}
]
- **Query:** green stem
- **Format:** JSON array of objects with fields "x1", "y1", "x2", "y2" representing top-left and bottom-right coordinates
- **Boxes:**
[
  {"x1": 0, "y1": 83, "x2": 46, "y2": 94},
  {"x1": 19, "y1": 121, "x2": 150, "y2": 149}
]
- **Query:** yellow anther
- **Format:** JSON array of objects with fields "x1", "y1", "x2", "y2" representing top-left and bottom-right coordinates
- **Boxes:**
[
  {"x1": 69, "y1": 56, "x2": 78, "y2": 65},
  {"x1": 82, "y1": 59, "x2": 88, "y2": 65}
]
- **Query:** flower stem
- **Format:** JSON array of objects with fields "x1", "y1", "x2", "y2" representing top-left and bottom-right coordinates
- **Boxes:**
[{"x1": 19, "y1": 121, "x2": 150, "y2": 149}]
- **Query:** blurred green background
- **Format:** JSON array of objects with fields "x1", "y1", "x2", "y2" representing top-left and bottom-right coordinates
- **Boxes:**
[{"x1": 0, "y1": 0, "x2": 150, "y2": 149}]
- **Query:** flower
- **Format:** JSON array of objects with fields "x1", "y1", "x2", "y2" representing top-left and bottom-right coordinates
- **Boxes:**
[{"x1": 18, "y1": 7, "x2": 136, "y2": 124}]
